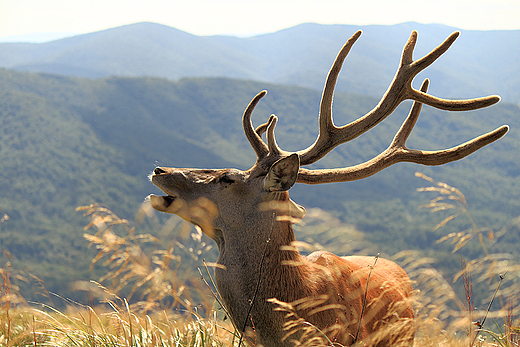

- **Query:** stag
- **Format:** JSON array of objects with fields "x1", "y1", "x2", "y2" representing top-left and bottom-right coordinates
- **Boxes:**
[{"x1": 149, "y1": 30, "x2": 508, "y2": 346}]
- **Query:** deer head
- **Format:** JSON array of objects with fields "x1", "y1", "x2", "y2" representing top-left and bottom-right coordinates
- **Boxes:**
[{"x1": 149, "y1": 31, "x2": 508, "y2": 346}]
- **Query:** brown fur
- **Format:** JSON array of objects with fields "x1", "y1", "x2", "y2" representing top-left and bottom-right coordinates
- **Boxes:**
[
  {"x1": 150, "y1": 167, "x2": 414, "y2": 346},
  {"x1": 148, "y1": 30, "x2": 506, "y2": 346}
]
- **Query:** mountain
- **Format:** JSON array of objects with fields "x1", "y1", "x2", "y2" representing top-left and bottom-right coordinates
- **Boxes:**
[
  {"x1": 0, "y1": 68, "x2": 518, "y2": 303},
  {"x1": 0, "y1": 22, "x2": 519, "y2": 104}
]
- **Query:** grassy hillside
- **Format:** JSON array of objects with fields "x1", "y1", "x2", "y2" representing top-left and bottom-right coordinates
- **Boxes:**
[{"x1": 0, "y1": 68, "x2": 518, "y2": 304}]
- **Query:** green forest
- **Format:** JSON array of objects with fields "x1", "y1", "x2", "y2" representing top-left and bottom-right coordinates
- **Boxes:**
[{"x1": 0, "y1": 67, "x2": 519, "y2": 306}]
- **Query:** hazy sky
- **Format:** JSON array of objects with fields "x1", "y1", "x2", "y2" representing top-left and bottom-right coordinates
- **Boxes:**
[{"x1": 1, "y1": 0, "x2": 519, "y2": 41}]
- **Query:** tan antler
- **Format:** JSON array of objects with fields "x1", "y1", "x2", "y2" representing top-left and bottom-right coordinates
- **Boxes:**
[
  {"x1": 297, "y1": 30, "x2": 502, "y2": 166},
  {"x1": 243, "y1": 90, "x2": 269, "y2": 159},
  {"x1": 297, "y1": 79, "x2": 509, "y2": 183},
  {"x1": 243, "y1": 92, "x2": 290, "y2": 160},
  {"x1": 243, "y1": 30, "x2": 508, "y2": 181}
]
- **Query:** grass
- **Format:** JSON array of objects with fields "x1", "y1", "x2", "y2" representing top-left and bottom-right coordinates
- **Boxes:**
[{"x1": 0, "y1": 173, "x2": 519, "y2": 346}]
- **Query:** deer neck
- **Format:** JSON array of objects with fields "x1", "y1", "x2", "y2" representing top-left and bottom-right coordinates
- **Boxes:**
[
  {"x1": 214, "y1": 194, "x2": 310, "y2": 338},
  {"x1": 215, "y1": 210, "x2": 307, "y2": 294}
]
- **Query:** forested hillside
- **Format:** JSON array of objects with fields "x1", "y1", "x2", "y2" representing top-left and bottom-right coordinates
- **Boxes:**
[
  {"x1": 1, "y1": 22, "x2": 519, "y2": 103},
  {"x1": 0, "y1": 68, "x2": 518, "y2": 303}
]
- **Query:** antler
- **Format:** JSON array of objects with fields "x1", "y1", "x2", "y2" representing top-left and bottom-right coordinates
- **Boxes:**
[
  {"x1": 243, "y1": 90, "x2": 269, "y2": 159},
  {"x1": 297, "y1": 79, "x2": 509, "y2": 183},
  {"x1": 297, "y1": 30, "x2": 501, "y2": 165},
  {"x1": 243, "y1": 92, "x2": 289, "y2": 160},
  {"x1": 242, "y1": 30, "x2": 508, "y2": 181}
]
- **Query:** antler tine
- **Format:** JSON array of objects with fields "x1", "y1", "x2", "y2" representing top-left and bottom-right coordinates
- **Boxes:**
[
  {"x1": 298, "y1": 30, "x2": 501, "y2": 166},
  {"x1": 319, "y1": 30, "x2": 363, "y2": 134},
  {"x1": 403, "y1": 126, "x2": 508, "y2": 165},
  {"x1": 297, "y1": 30, "x2": 362, "y2": 165},
  {"x1": 297, "y1": 79, "x2": 509, "y2": 184},
  {"x1": 266, "y1": 115, "x2": 283, "y2": 156},
  {"x1": 243, "y1": 91, "x2": 287, "y2": 160},
  {"x1": 407, "y1": 30, "x2": 500, "y2": 110},
  {"x1": 405, "y1": 31, "x2": 457, "y2": 69},
  {"x1": 411, "y1": 89, "x2": 500, "y2": 111},
  {"x1": 243, "y1": 90, "x2": 269, "y2": 159},
  {"x1": 391, "y1": 79, "x2": 430, "y2": 147},
  {"x1": 255, "y1": 114, "x2": 275, "y2": 137}
]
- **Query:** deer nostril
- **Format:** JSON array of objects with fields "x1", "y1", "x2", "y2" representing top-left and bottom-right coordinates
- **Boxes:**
[{"x1": 154, "y1": 167, "x2": 167, "y2": 175}]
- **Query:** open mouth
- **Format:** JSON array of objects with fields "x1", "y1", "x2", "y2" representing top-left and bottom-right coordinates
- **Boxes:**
[
  {"x1": 162, "y1": 195, "x2": 176, "y2": 208},
  {"x1": 148, "y1": 194, "x2": 178, "y2": 212},
  {"x1": 150, "y1": 169, "x2": 175, "y2": 208},
  {"x1": 149, "y1": 168, "x2": 185, "y2": 213}
]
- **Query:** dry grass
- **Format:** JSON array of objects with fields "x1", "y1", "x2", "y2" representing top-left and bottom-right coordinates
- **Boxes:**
[
  {"x1": 410, "y1": 172, "x2": 519, "y2": 347},
  {"x1": 0, "y1": 173, "x2": 519, "y2": 346}
]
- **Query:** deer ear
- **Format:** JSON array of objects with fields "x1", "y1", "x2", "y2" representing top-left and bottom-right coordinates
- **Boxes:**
[{"x1": 264, "y1": 154, "x2": 300, "y2": 192}]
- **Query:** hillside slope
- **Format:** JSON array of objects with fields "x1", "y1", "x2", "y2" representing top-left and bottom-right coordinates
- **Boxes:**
[{"x1": 0, "y1": 69, "x2": 518, "y2": 302}]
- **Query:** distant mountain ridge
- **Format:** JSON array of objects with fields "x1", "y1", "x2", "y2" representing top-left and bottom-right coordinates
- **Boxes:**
[{"x1": 0, "y1": 22, "x2": 519, "y2": 103}]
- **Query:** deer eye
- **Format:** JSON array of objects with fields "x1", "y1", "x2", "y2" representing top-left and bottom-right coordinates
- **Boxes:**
[{"x1": 216, "y1": 174, "x2": 236, "y2": 185}]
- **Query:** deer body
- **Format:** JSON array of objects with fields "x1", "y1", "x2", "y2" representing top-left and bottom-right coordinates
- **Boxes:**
[
  {"x1": 151, "y1": 167, "x2": 413, "y2": 345},
  {"x1": 149, "y1": 30, "x2": 507, "y2": 346}
]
